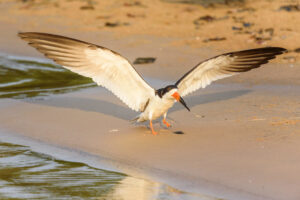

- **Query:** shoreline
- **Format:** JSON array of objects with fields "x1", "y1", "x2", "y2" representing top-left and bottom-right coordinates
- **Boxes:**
[
  {"x1": 0, "y1": 124, "x2": 269, "y2": 200},
  {"x1": 0, "y1": 79, "x2": 299, "y2": 200}
]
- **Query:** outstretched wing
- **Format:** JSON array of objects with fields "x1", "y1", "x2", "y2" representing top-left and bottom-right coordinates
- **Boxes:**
[
  {"x1": 19, "y1": 32, "x2": 154, "y2": 112},
  {"x1": 176, "y1": 47, "x2": 286, "y2": 97}
]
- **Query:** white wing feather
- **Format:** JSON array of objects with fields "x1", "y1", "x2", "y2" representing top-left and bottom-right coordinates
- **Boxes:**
[
  {"x1": 176, "y1": 47, "x2": 286, "y2": 97},
  {"x1": 19, "y1": 32, "x2": 154, "y2": 112}
]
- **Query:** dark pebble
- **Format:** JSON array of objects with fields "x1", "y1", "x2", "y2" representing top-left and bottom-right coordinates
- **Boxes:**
[
  {"x1": 173, "y1": 131, "x2": 184, "y2": 134},
  {"x1": 294, "y1": 48, "x2": 300, "y2": 53},
  {"x1": 243, "y1": 22, "x2": 252, "y2": 28},
  {"x1": 203, "y1": 37, "x2": 226, "y2": 42},
  {"x1": 279, "y1": 5, "x2": 300, "y2": 12},
  {"x1": 133, "y1": 57, "x2": 156, "y2": 64},
  {"x1": 105, "y1": 22, "x2": 119, "y2": 27},
  {"x1": 198, "y1": 15, "x2": 215, "y2": 22},
  {"x1": 80, "y1": 5, "x2": 94, "y2": 10},
  {"x1": 232, "y1": 26, "x2": 243, "y2": 31}
]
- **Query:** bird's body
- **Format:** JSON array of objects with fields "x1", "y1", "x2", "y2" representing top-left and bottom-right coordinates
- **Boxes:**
[
  {"x1": 18, "y1": 32, "x2": 286, "y2": 135},
  {"x1": 135, "y1": 88, "x2": 177, "y2": 122}
]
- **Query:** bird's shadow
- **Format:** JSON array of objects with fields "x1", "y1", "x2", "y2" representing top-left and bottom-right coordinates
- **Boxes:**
[
  {"x1": 32, "y1": 89, "x2": 251, "y2": 121},
  {"x1": 169, "y1": 89, "x2": 251, "y2": 113},
  {"x1": 33, "y1": 96, "x2": 136, "y2": 120}
]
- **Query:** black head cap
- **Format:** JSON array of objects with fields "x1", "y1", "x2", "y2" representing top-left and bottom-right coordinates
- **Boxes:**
[{"x1": 155, "y1": 85, "x2": 177, "y2": 98}]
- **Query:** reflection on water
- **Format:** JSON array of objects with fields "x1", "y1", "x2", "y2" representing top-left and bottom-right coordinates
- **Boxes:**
[
  {"x1": 0, "y1": 54, "x2": 96, "y2": 99},
  {"x1": 0, "y1": 141, "x2": 218, "y2": 200}
]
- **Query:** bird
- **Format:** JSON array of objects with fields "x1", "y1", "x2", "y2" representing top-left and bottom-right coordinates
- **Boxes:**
[{"x1": 18, "y1": 32, "x2": 286, "y2": 135}]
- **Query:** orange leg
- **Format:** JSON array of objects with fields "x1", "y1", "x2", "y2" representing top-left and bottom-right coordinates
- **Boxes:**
[
  {"x1": 149, "y1": 120, "x2": 158, "y2": 135},
  {"x1": 162, "y1": 118, "x2": 171, "y2": 128}
]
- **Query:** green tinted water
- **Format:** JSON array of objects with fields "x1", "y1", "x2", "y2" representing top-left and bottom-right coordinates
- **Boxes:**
[
  {"x1": 0, "y1": 54, "x2": 95, "y2": 99},
  {"x1": 0, "y1": 141, "x2": 211, "y2": 200}
]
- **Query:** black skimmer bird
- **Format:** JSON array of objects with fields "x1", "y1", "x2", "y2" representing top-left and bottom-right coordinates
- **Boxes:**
[{"x1": 19, "y1": 32, "x2": 286, "y2": 135}]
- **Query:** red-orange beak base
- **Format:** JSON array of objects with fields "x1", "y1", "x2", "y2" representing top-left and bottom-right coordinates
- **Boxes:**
[
  {"x1": 172, "y1": 92, "x2": 180, "y2": 101},
  {"x1": 172, "y1": 92, "x2": 190, "y2": 111}
]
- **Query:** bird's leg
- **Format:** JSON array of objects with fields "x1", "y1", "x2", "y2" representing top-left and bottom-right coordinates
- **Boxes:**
[
  {"x1": 162, "y1": 113, "x2": 171, "y2": 128},
  {"x1": 149, "y1": 120, "x2": 158, "y2": 135}
]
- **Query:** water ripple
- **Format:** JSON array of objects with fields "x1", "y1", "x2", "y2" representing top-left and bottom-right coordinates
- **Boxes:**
[
  {"x1": 0, "y1": 54, "x2": 96, "y2": 99},
  {"x1": 0, "y1": 141, "x2": 218, "y2": 200}
]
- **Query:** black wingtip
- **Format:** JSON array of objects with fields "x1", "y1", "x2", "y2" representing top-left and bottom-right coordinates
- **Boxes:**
[
  {"x1": 265, "y1": 47, "x2": 287, "y2": 54},
  {"x1": 232, "y1": 47, "x2": 287, "y2": 57},
  {"x1": 175, "y1": 47, "x2": 287, "y2": 87}
]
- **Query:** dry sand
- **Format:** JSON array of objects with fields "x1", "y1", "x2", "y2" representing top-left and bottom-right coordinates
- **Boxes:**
[
  {"x1": 1, "y1": 0, "x2": 300, "y2": 62},
  {"x1": 0, "y1": 0, "x2": 300, "y2": 200}
]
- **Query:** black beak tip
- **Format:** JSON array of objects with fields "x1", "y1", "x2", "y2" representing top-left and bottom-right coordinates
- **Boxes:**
[{"x1": 179, "y1": 97, "x2": 190, "y2": 112}]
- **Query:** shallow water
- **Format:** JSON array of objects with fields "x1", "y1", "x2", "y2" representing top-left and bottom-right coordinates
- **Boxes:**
[
  {"x1": 0, "y1": 54, "x2": 95, "y2": 99},
  {"x1": 0, "y1": 140, "x2": 216, "y2": 200}
]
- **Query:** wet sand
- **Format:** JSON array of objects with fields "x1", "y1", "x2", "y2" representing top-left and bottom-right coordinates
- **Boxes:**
[
  {"x1": 0, "y1": 81, "x2": 299, "y2": 200},
  {"x1": 0, "y1": 0, "x2": 300, "y2": 199}
]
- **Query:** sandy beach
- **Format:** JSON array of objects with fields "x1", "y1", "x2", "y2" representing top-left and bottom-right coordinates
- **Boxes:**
[{"x1": 0, "y1": 0, "x2": 300, "y2": 199}]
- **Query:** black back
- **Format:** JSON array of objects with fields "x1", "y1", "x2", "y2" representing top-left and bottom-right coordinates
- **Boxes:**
[{"x1": 155, "y1": 85, "x2": 177, "y2": 98}]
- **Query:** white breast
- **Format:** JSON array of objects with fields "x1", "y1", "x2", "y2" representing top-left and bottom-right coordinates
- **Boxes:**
[{"x1": 137, "y1": 95, "x2": 175, "y2": 122}]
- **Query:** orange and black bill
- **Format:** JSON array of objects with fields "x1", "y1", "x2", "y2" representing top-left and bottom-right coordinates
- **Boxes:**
[{"x1": 172, "y1": 92, "x2": 190, "y2": 111}]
